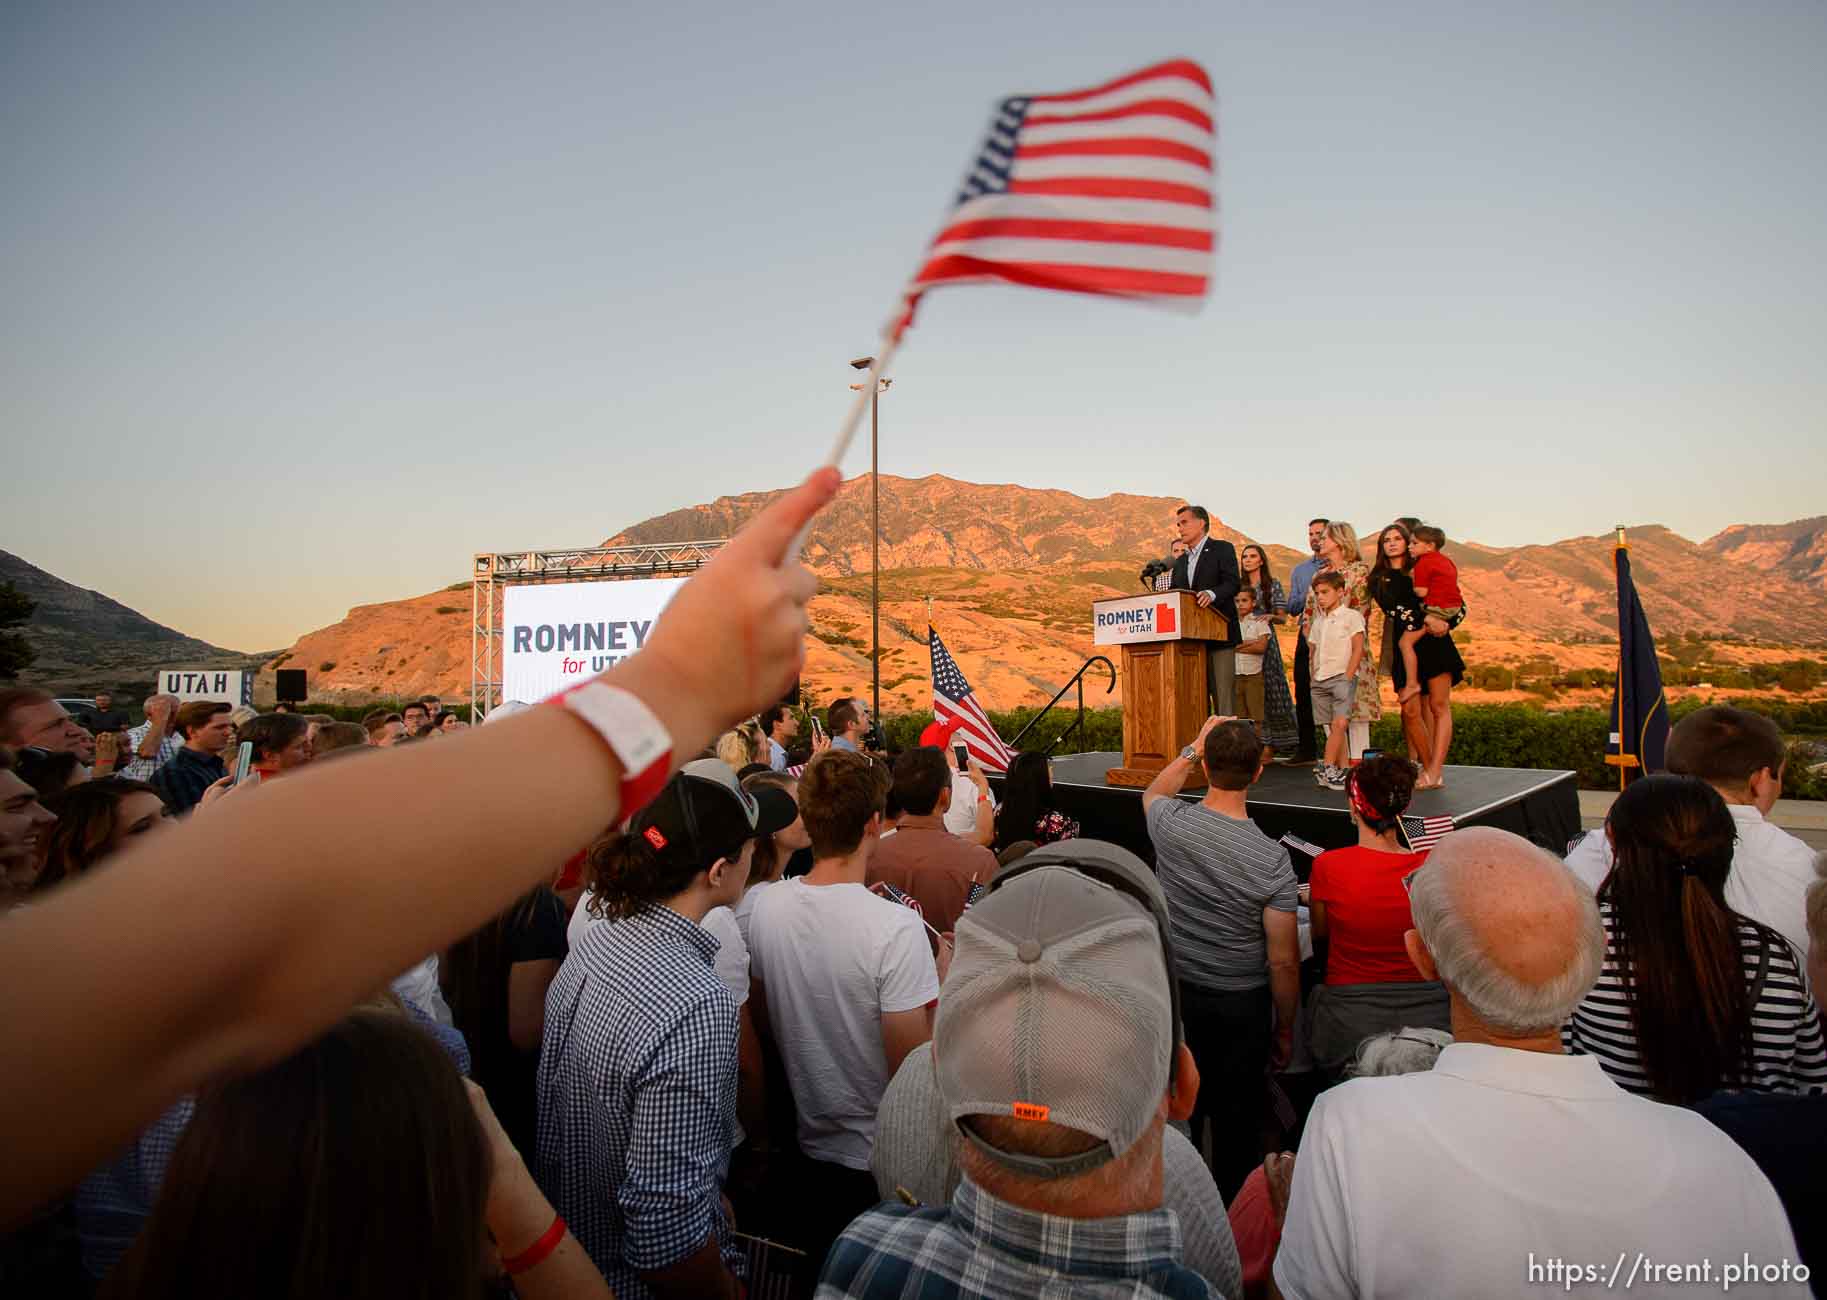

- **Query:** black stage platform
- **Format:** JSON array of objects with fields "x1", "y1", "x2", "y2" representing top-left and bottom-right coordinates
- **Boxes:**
[{"x1": 998, "y1": 754, "x2": 1581, "y2": 875}]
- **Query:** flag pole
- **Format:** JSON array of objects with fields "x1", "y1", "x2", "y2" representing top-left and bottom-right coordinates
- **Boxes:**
[
  {"x1": 825, "y1": 333, "x2": 902, "y2": 470},
  {"x1": 1614, "y1": 524, "x2": 1628, "y2": 793},
  {"x1": 788, "y1": 329, "x2": 904, "y2": 566},
  {"x1": 872, "y1": 373, "x2": 880, "y2": 731}
]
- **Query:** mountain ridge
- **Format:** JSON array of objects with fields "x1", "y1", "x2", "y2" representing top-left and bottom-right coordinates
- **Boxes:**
[
  {"x1": 9, "y1": 484, "x2": 1826, "y2": 709},
  {"x1": 1, "y1": 548, "x2": 264, "y2": 697},
  {"x1": 258, "y1": 478, "x2": 1827, "y2": 709}
]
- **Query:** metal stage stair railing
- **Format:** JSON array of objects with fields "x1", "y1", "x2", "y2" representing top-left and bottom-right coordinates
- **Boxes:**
[{"x1": 1006, "y1": 654, "x2": 1116, "y2": 756}]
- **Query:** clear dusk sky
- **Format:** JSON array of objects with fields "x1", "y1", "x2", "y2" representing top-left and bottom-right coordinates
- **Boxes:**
[{"x1": 4, "y1": 1, "x2": 1824, "y2": 651}]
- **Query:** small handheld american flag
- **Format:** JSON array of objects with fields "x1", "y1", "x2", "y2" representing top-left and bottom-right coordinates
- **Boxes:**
[
  {"x1": 871, "y1": 880, "x2": 941, "y2": 938},
  {"x1": 930, "y1": 626, "x2": 1016, "y2": 773},
  {"x1": 963, "y1": 880, "x2": 989, "y2": 911},
  {"x1": 895, "y1": 57, "x2": 1216, "y2": 340},
  {"x1": 1399, "y1": 814, "x2": 1457, "y2": 853}
]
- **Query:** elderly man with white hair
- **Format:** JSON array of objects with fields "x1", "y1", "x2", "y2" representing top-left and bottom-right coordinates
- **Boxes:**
[{"x1": 1273, "y1": 828, "x2": 1805, "y2": 1299}]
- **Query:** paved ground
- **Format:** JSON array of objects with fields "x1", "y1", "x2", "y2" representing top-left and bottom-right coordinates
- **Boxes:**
[{"x1": 1578, "y1": 790, "x2": 1827, "y2": 850}]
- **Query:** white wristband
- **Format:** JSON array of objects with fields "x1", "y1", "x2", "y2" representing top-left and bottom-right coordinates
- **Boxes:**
[{"x1": 554, "y1": 681, "x2": 674, "y2": 815}]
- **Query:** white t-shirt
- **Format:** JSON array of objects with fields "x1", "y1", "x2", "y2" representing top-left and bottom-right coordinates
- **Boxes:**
[
  {"x1": 1234, "y1": 613, "x2": 1273, "y2": 676},
  {"x1": 746, "y1": 879, "x2": 940, "y2": 1169},
  {"x1": 1563, "y1": 802, "x2": 1816, "y2": 960},
  {"x1": 700, "y1": 905, "x2": 750, "y2": 1009},
  {"x1": 1307, "y1": 603, "x2": 1366, "y2": 682},
  {"x1": 733, "y1": 878, "x2": 779, "y2": 950},
  {"x1": 565, "y1": 890, "x2": 599, "y2": 950},
  {"x1": 941, "y1": 771, "x2": 995, "y2": 838},
  {"x1": 1273, "y1": 1043, "x2": 1801, "y2": 1299}
]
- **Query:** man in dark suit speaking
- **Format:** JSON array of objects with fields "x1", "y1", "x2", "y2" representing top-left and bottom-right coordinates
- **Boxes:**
[{"x1": 1171, "y1": 503, "x2": 1241, "y2": 715}]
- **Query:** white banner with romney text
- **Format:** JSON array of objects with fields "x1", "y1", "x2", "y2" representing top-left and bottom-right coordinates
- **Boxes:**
[
  {"x1": 501, "y1": 579, "x2": 685, "y2": 704},
  {"x1": 1091, "y1": 594, "x2": 1184, "y2": 645}
]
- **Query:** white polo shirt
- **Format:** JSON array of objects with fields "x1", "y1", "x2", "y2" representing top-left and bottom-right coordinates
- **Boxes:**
[
  {"x1": 1563, "y1": 802, "x2": 1816, "y2": 959},
  {"x1": 1274, "y1": 1043, "x2": 1802, "y2": 1299},
  {"x1": 1307, "y1": 604, "x2": 1366, "y2": 682}
]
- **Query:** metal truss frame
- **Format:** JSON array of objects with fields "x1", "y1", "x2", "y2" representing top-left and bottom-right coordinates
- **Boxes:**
[{"x1": 470, "y1": 540, "x2": 726, "y2": 720}]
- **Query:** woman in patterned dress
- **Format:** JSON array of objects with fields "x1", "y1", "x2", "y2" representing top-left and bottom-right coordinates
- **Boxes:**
[{"x1": 1239, "y1": 544, "x2": 1300, "y2": 757}]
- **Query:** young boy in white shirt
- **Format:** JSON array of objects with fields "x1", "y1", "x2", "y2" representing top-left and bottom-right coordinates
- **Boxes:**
[
  {"x1": 1233, "y1": 586, "x2": 1273, "y2": 727},
  {"x1": 1308, "y1": 572, "x2": 1366, "y2": 791}
]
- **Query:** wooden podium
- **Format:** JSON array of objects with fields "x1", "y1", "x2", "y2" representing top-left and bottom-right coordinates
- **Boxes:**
[{"x1": 1094, "y1": 590, "x2": 1231, "y2": 791}]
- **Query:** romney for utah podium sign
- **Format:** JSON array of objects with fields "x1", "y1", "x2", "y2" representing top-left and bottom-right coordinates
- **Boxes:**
[
  {"x1": 501, "y1": 578, "x2": 685, "y2": 703},
  {"x1": 1092, "y1": 594, "x2": 1182, "y2": 646}
]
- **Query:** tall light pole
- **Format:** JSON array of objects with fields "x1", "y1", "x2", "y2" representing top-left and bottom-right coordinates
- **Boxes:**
[{"x1": 850, "y1": 356, "x2": 892, "y2": 729}]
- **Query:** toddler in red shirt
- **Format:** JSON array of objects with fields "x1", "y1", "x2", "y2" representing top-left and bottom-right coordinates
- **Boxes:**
[
  {"x1": 1407, "y1": 526, "x2": 1463, "y2": 627},
  {"x1": 1401, "y1": 526, "x2": 1465, "y2": 698}
]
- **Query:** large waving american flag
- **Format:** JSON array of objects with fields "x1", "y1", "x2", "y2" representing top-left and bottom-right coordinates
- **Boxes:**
[
  {"x1": 930, "y1": 626, "x2": 1016, "y2": 773},
  {"x1": 894, "y1": 57, "x2": 1216, "y2": 339}
]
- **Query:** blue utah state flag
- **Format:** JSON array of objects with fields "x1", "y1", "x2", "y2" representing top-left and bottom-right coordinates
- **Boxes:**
[{"x1": 1604, "y1": 532, "x2": 1668, "y2": 781}]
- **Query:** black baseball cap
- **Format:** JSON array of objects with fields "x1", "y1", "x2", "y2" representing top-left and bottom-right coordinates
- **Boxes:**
[{"x1": 629, "y1": 758, "x2": 797, "y2": 870}]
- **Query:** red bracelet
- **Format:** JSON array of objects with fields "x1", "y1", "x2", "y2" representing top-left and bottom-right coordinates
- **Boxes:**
[
  {"x1": 551, "y1": 681, "x2": 673, "y2": 819},
  {"x1": 502, "y1": 1212, "x2": 567, "y2": 1275}
]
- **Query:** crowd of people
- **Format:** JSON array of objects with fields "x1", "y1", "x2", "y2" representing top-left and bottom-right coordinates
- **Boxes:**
[{"x1": 2, "y1": 472, "x2": 1822, "y2": 1297}]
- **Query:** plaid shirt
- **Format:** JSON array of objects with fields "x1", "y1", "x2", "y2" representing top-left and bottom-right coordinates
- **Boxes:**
[
  {"x1": 818, "y1": 1175, "x2": 1216, "y2": 1299},
  {"x1": 536, "y1": 902, "x2": 742, "y2": 1299},
  {"x1": 116, "y1": 722, "x2": 183, "y2": 782}
]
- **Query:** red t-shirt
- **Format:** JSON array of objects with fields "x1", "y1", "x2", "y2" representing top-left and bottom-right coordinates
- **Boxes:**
[
  {"x1": 1410, "y1": 551, "x2": 1461, "y2": 608},
  {"x1": 1309, "y1": 845, "x2": 1430, "y2": 985}
]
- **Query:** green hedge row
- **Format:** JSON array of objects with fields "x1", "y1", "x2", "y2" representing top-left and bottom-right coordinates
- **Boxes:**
[
  {"x1": 874, "y1": 700, "x2": 1825, "y2": 800},
  {"x1": 289, "y1": 694, "x2": 1825, "y2": 800}
]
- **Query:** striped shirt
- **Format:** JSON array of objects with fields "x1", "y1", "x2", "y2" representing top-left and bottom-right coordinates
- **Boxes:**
[
  {"x1": 1563, "y1": 898, "x2": 1827, "y2": 1098},
  {"x1": 536, "y1": 903, "x2": 743, "y2": 1298},
  {"x1": 1147, "y1": 798, "x2": 1299, "y2": 993}
]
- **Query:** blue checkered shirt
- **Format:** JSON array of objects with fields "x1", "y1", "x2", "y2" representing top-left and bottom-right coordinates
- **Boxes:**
[
  {"x1": 818, "y1": 1175, "x2": 1216, "y2": 1299},
  {"x1": 535, "y1": 902, "x2": 742, "y2": 1299},
  {"x1": 74, "y1": 1097, "x2": 195, "y2": 1281}
]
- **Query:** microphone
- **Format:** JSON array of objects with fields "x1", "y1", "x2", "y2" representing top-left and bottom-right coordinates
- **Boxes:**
[{"x1": 1139, "y1": 557, "x2": 1173, "y2": 590}]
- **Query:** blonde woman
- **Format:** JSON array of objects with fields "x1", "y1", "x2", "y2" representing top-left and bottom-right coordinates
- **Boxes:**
[
  {"x1": 1303, "y1": 522, "x2": 1381, "y2": 748},
  {"x1": 714, "y1": 719, "x2": 765, "y2": 770}
]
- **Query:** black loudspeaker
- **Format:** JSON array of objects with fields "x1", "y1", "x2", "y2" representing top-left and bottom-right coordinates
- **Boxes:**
[{"x1": 275, "y1": 669, "x2": 308, "y2": 703}]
